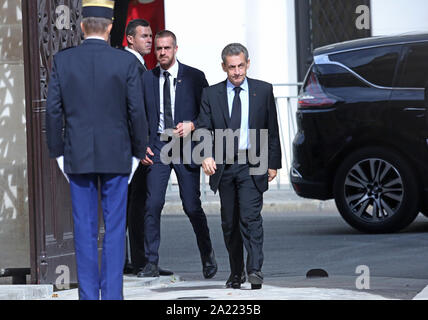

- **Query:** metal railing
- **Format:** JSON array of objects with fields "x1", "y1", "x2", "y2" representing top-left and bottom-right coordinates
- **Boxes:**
[
  {"x1": 272, "y1": 83, "x2": 302, "y2": 191},
  {"x1": 166, "y1": 83, "x2": 302, "y2": 200}
]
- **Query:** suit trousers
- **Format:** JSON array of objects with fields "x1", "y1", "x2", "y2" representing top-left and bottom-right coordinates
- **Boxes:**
[
  {"x1": 218, "y1": 163, "x2": 264, "y2": 276},
  {"x1": 143, "y1": 135, "x2": 213, "y2": 265},
  {"x1": 126, "y1": 164, "x2": 148, "y2": 271},
  {"x1": 69, "y1": 173, "x2": 128, "y2": 300}
]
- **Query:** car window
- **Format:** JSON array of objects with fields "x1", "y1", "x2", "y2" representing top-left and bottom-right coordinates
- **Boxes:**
[
  {"x1": 315, "y1": 64, "x2": 370, "y2": 88},
  {"x1": 396, "y1": 43, "x2": 428, "y2": 88},
  {"x1": 330, "y1": 46, "x2": 401, "y2": 87}
]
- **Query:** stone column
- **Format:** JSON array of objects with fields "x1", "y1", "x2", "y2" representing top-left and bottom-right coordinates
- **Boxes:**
[{"x1": 0, "y1": 0, "x2": 29, "y2": 276}]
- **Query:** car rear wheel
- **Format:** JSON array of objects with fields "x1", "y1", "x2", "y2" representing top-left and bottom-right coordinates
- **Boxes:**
[{"x1": 333, "y1": 147, "x2": 419, "y2": 233}]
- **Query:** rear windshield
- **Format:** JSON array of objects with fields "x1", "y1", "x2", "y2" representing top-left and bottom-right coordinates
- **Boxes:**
[{"x1": 329, "y1": 46, "x2": 401, "y2": 87}]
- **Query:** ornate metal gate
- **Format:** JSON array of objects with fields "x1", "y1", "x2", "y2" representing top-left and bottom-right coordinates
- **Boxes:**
[
  {"x1": 295, "y1": 0, "x2": 371, "y2": 81},
  {"x1": 22, "y1": 0, "x2": 84, "y2": 285}
]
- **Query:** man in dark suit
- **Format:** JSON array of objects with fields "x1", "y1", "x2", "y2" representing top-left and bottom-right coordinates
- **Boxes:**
[
  {"x1": 197, "y1": 43, "x2": 282, "y2": 290},
  {"x1": 138, "y1": 30, "x2": 217, "y2": 279},
  {"x1": 123, "y1": 18, "x2": 151, "y2": 275},
  {"x1": 123, "y1": 19, "x2": 173, "y2": 277},
  {"x1": 45, "y1": 0, "x2": 148, "y2": 300}
]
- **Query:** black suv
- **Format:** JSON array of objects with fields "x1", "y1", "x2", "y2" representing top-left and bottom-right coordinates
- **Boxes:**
[{"x1": 291, "y1": 33, "x2": 428, "y2": 233}]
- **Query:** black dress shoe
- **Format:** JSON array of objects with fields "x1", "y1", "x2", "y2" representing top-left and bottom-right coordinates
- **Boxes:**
[
  {"x1": 229, "y1": 275, "x2": 242, "y2": 289},
  {"x1": 137, "y1": 263, "x2": 159, "y2": 277},
  {"x1": 135, "y1": 266, "x2": 173, "y2": 276},
  {"x1": 123, "y1": 262, "x2": 134, "y2": 275},
  {"x1": 248, "y1": 271, "x2": 263, "y2": 290},
  {"x1": 159, "y1": 267, "x2": 173, "y2": 276},
  {"x1": 225, "y1": 272, "x2": 246, "y2": 288},
  {"x1": 201, "y1": 250, "x2": 218, "y2": 279}
]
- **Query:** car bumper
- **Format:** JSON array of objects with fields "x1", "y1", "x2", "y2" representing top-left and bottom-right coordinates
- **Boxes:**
[{"x1": 290, "y1": 168, "x2": 332, "y2": 200}]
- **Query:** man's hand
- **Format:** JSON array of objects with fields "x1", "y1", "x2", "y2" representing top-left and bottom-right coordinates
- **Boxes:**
[
  {"x1": 202, "y1": 157, "x2": 217, "y2": 176},
  {"x1": 268, "y1": 169, "x2": 277, "y2": 182},
  {"x1": 141, "y1": 147, "x2": 154, "y2": 166},
  {"x1": 174, "y1": 121, "x2": 194, "y2": 138}
]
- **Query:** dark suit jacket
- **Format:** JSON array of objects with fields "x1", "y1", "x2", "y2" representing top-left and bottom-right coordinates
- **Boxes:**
[
  {"x1": 46, "y1": 39, "x2": 148, "y2": 174},
  {"x1": 142, "y1": 61, "x2": 208, "y2": 161},
  {"x1": 197, "y1": 78, "x2": 282, "y2": 193}
]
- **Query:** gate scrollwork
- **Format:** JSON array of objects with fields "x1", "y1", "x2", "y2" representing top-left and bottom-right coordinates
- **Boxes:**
[{"x1": 38, "y1": 0, "x2": 83, "y2": 100}]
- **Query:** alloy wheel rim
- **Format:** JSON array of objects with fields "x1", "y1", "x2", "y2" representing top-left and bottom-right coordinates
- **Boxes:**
[{"x1": 343, "y1": 158, "x2": 404, "y2": 222}]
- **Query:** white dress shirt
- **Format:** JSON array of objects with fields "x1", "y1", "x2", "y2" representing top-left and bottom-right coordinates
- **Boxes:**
[
  {"x1": 226, "y1": 77, "x2": 250, "y2": 150},
  {"x1": 158, "y1": 60, "x2": 179, "y2": 133},
  {"x1": 85, "y1": 36, "x2": 105, "y2": 41}
]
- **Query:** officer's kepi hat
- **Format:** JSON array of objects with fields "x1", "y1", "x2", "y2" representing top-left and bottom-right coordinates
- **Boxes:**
[{"x1": 82, "y1": 0, "x2": 115, "y2": 19}]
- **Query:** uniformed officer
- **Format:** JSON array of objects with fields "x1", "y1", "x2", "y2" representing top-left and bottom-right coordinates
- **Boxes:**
[{"x1": 45, "y1": 0, "x2": 148, "y2": 300}]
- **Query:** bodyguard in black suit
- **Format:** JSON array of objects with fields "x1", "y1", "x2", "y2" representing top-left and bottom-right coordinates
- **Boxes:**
[
  {"x1": 197, "y1": 43, "x2": 282, "y2": 289},
  {"x1": 138, "y1": 30, "x2": 217, "y2": 279},
  {"x1": 123, "y1": 18, "x2": 151, "y2": 275},
  {"x1": 123, "y1": 19, "x2": 173, "y2": 277},
  {"x1": 45, "y1": 1, "x2": 148, "y2": 300}
]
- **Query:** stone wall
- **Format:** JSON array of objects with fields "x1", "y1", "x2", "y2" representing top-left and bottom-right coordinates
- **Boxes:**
[{"x1": 0, "y1": 0, "x2": 29, "y2": 271}]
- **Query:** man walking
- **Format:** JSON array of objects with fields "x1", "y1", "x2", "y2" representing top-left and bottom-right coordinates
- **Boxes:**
[
  {"x1": 123, "y1": 18, "x2": 173, "y2": 277},
  {"x1": 139, "y1": 30, "x2": 217, "y2": 279},
  {"x1": 198, "y1": 43, "x2": 282, "y2": 289},
  {"x1": 45, "y1": 0, "x2": 148, "y2": 300}
]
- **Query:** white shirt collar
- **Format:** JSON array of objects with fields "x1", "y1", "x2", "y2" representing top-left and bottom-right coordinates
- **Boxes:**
[
  {"x1": 160, "y1": 60, "x2": 179, "y2": 79},
  {"x1": 125, "y1": 47, "x2": 146, "y2": 67},
  {"x1": 85, "y1": 36, "x2": 106, "y2": 41},
  {"x1": 227, "y1": 77, "x2": 249, "y2": 92}
]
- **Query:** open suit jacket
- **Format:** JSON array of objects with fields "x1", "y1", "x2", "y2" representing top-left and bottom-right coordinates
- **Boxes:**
[
  {"x1": 142, "y1": 61, "x2": 209, "y2": 163},
  {"x1": 197, "y1": 77, "x2": 282, "y2": 193},
  {"x1": 46, "y1": 39, "x2": 148, "y2": 173},
  {"x1": 141, "y1": 62, "x2": 213, "y2": 265}
]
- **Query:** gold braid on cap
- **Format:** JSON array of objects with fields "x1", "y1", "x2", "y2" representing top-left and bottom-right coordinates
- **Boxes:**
[{"x1": 82, "y1": 0, "x2": 115, "y2": 9}]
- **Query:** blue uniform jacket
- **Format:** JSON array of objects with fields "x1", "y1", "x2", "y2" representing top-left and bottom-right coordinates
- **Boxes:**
[{"x1": 46, "y1": 39, "x2": 148, "y2": 174}]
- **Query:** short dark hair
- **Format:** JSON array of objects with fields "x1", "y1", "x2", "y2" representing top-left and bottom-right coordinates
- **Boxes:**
[
  {"x1": 126, "y1": 19, "x2": 150, "y2": 38},
  {"x1": 82, "y1": 17, "x2": 112, "y2": 35},
  {"x1": 221, "y1": 43, "x2": 249, "y2": 64},
  {"x1": 155, "y1": 30, "x2": 177, "y2": 47}
]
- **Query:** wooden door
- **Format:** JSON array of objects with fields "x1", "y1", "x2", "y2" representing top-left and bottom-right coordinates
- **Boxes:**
[{"x1": 22, "y1": 0, "x2": 84, "y2": 285}]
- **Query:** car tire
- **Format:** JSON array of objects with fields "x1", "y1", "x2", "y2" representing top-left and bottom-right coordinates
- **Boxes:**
[{"x1": 333, "y1": 147, "x2": 419, "y2": 233}]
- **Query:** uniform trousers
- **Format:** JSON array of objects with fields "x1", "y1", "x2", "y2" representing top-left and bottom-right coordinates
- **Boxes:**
[{"x1": 69, "y1": 173, "x2": 128, "y2": 300}]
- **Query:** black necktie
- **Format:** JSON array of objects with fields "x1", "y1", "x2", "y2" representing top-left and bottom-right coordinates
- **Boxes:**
[
  {"x1": 163, "y1": 71, "x2": 174, "y2": 129},
  {"x1": 229, "y1": 87, "x2": 242, "y2": 157},
  {"x1": 230, "y1": 87, "x2": 242, "y2": 130}
]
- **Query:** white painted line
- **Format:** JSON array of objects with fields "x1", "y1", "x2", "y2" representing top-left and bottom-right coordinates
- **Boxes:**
[{"x1": 413, "y1": 285, "x2": 428, "y2": 300}]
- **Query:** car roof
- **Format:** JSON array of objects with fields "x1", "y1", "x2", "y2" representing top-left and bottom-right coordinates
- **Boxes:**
[{"x1": 314, "y1": 32, "x2": 428, "y2": 56}]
